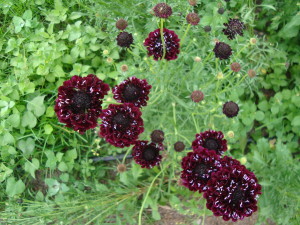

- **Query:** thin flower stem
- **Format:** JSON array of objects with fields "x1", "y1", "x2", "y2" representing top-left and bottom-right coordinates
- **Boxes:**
[
  {"x1": 122, "y1": 146, "x2": 133, "y2": 164},
  {"x1": 138, "y1": 165, "x2": 168, "y2": 225},
  {"x1": 180, "y1": 24, "x2": 191, "y2": 46},
  {"x1": 160, "y1": 18, "x2": 166, "y2": 60}
]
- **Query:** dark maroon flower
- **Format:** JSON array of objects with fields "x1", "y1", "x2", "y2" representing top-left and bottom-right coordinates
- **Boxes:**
[
  {"x1": 112, "y1": 76, "x2": 152, "y2": 107},
  {"x1": 144, "y1": 28, "x2": 180, "y2": 61},
  {"x1": 186, "y1": 13, "x2": 200, "y2": 25},
  {"x1": 213, "y1": 42, "x2": 232, "y2": 60},
  {"x1": 218, "y1": 8, "x2": 225, "y2": 15},
  {"x1": 220, "y1": 156, "x2": 241, "y2": 168},
  {"x1": 55, "y1": 74, "x2": 110, "y2": 133},
  {"x1": 204, "y1": 26, "x2": 211, "y2": 32},
  {"x1": 231, "y1": 62, "x2": 241, "y2": 72},
  {"x1": 99, "y1": 103, "x2": 144, "y2": 148},
  {"x1": 223, "y1": 19, "x2": 245, "y2": 40},
  {"x1": 223, "y1": 101, "x2": 239, "y2": 118},
  {"x1": 192, "y1": 130, "x2": 227, "y2": 155},
  {"x1": 180, "y1": 146, "x2": 221, "y2": 192},
  {"x1": 116, "y1": 32, "x2": 133, "y2": 48},
  {"x1": 191, "y1": 90, "x2": 204, "y2": 103},
  {"x1": 204, "y1": 165, "x2": 262, "y2": 221},
  {"x1": 174, "y1": 141, "x2": 185, "y2": 152},
  {"x1": 153, "y1": 3, "x2": 172, "y2": 18},
  {"x1": 150, "y1": 130, "x2": 164, "y2": 143},
  {"x1": 116, "y1": 19, "x2": 128, "y2": 30},
  {"x1": 132, "y1": 141, "x2": 164, "y2": 168}
]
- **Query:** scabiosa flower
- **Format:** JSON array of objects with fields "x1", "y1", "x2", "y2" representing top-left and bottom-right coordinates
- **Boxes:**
[
  {"x1": 188, "y1": 0, "x2": 197, "y2": 6},
  {"x1": 132, "y1": 141, "x2": 163, "y2": 169},
  {"x1": 99, "y1": 103, "x2": 144, "y2": 148},
  {"x1": 153, "y1": 3, "x2": 172, "y2": 18},
  {"x1": 112, "y1": 76, "x2": 152, "y2": 107},
  {"x1": 223, "y1": 101, "x2": 239, "y2": 118},
  {"x1": 144, "y1": 28, "x2": 180, "y2": 61},
  {"x1": 186, "y1": 13, "x2": 200, "y2": 25},
  {"x1": 191, "y1": 90, "x2": 204, "y2": 103},
  {"x1": 204, "y1": 25, "x2": 211, "y2": 32},
  {"x1": 150, "y1": 130, "x2": 164, "y2": 143},
  {"x1": 218, "y1": 8, "x2": 225, "y2": 15},
  {"x1": 213, "y1": 42, "x2": 232, "y2": 60},
  {"x1": 54, "y1": 74, "x2": 110, "y2": 133},
  {"x1": 116, "y1": 32, "x2": 133, "y2": 48},
  {"x1": 223, "y1": 19, "x2": 245, "y2": 40},
  {"x1": 116, "y1": 19, "x2": 128, "y2": 30},
  {"x1": 248, "y1": 69, "x2": 256, "y2": 78},
  {"x1": 231, "y1": 62, "x2": 241, "y2": 72},
  {"x1": 180, "y1": 146, "x2": 221, "y2": 192},
  {"x1": 174, "y1": 141, "x2": 185, "y2": 152},
  {"x1": 192, "y1": 130, "x2": 227, "y2": 156},
  {"x1": 220, "y1": 156, "x2": 241, "y2": 168},
  {"x1": 204, "y1": 164, "x2": 262, "y2": 221}
]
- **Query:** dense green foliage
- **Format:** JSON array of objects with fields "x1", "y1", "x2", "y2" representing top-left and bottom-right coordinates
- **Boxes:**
[{"x1": 0, "y1": 0, "x2": 299, "y2": 224}]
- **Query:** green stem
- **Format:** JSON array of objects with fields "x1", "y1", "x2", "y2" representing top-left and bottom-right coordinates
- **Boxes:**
[
  {"x1": 160, "y1": 19, "x2": 166, "y2": 60},
  {"x1": 180, "y1": 24, "x2": 191, "y2": 46}
]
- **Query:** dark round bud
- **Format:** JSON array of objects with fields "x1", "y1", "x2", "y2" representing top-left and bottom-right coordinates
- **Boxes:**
[
  {"x1": 218, "y1": 8, "x2": 225, "y2": 14},
  {"x1": 153, "y1": 3, "x2": 172, "y2": 18},
  {"x1": 223, "y1": 101, "x2": 239, "y2": 118},
  {"x1": 248, "y1": 69, "x2": 256, "y2": 78},
  {"x1": 116, "y1": 32, "x2": 133, "y2": 48},
  {"x1": 116, "y1": 19, "x2": 128, "y2": 30},
  {"x1": 191, "y1": 90, "x2": 204, "y2": 103},
  {"x1": 231, "y1": 62, "x2": 241, "y2": 72},
  {"x1": 174, "y1": 141, "x2": 185, "y2": 152},
  {"x1": 151, "y1": 130, "x2": 164, "y2": 143},
  {"x1": 117, "y1": 164, "x2": 127, "y2": 173},
  {"x1": 213, "y1": 42, "x2": 232, "y2": 60},
  {"x1": 204, "y1": 26, "x2": 211, "y2": 32},
  {"x1": 186, "y1": 13, "x2": 200, "y2": 25}
]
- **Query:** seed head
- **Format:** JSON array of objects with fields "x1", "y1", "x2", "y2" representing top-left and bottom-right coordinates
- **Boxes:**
[
  {"x1": 227, "y1": 131, "x2": 235, "y2": 138},
  {"x1": 204, "y1": 26, "x2": 211, "y2": 32},
  {"x1": 223, "y1": 101, "x2": 239, "y2": 118},
  {"x1": 217, "y1": 72, "x2": 224, "y2": 80},
  {"x1": 250, "y1": 38, "x2": 257, "y2": 45},
  {"x1": 174, "y1": 141, "x2": 185, "y2": 152},
  {"x1": 117, "y1": 164, "x2": 127, "y2": 173},
  {"x1": 231, "y1": 62, "x2": 241, "y2": 72},
  {"x1": 191, "y1": 90, "x2": 204, "y2": 103},
  {"x1": 188, "y1": 0, "x2": 197, "y2": 6},
  {"x1": 121, "y1": 64, "x2": 128, "y2": 72},
  {"x1": 239, "y1": 157, "x2": 247, "y2": 165},
  {"x1": 218, "y1": 8, "x2": 225, "y2": 14},
  {"x1": 248, "y1": 69, "x2": 256, "y2": 78},
  {"x1": 194, "y1": 56, "x2": 201, "y2": 62},
  {"x1": 186, "y1": 13, "x2": 200, "y2": 25},
  {"x1": 151, "y1": 130, "x2": 165, "y2": 143},
  {"x1": 153, "y1": 3, "x2": 172, "y2": 19},
  {"x1": 103, "y1": 50, "x2": 109, "y2": 55},
  {"x1": 116, "y1": 19, "x2": 128, "y2": 30}
]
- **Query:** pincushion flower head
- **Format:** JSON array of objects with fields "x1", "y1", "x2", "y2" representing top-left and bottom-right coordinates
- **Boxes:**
[
  {"x1": 112, "y1": 76, "x2": 152, "y2": 107},
  {"x1": 186, "y1": 13, "x2": 200, "y2": 25},
  {"x1": 99, "y1": 103, "x2": 144, "y2": 148},
  {"x1": 153, "y1": 3, "x2": 172, "y2": 18},
  {"x1": 132, "y1": 141, "x2": 164, "y2": 169},
  {"x1": 204, "y1": 164, "x2": 262, "y2": 221},
  {"x1": 213, "y1": 42, "x2": 232, "y2": 60},
  {"x1": 192, "y1": 130, "x2": 227, "y2": 156},
  {"x1": 144, "y1": 28, "x2": 180, "y2": 61},
  {"x1": 181, "y1": 146, "x2": 221, "y2": 192},
  {"x1": 116, "y1": 32, "x2": 133, "y2": 48},
  {"x1": 55, "y1": 74, "x2": 109, "y2": 133},
  {"x1": 223, "y1": 101, "x2": 239, "y2": 118},
  {"x1": 223, "y1": 19, "x2": 245, "y2": 40}
]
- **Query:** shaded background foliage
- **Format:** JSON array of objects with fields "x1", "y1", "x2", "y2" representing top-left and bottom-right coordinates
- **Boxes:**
[{"x1": 0, "y1": 0, "x2": 299, "y2": 224}]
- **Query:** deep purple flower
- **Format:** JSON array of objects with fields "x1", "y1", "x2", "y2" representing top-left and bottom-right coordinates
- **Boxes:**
[
  {"x1": 192, "y1": 130, "x2": 228, "y2": 156},
  {"x1": 112, "y1": 76, "x2": 152, "y2": 107},
  {"x1": 144, "y1": 28, "x2": 180, "y2": 61},
  {"x1": 204, "y1": 164, "x2": 262, "y2": 221},
  {"x1": 116, "y1": 32, "x2": 133, "y2": 48},
  {"x1": 180, "y1": 146, "x2": 221, "y2": 192},
  {"x1": 150, "y1": 130, "x2": 164, "y2": 143},
  {"x1": 223, "y1": 19, "x2": 245, "y2": 40},
  {"x1": 213, "y1": 42, "x2": 232, "y2": 60},
  {"x1": 99, "y1": 103, "x2": 144, "y2": 148},
  {"x1": 132, "y1": 141, "x2": 164, "y2": 168},
  {"x1": 153, "y1": 3, "x2": 172, "y2": 18},
  {"x1": 223, "y1": 101, "x2": 239, "y2": 118},
  {"x1": 54, "y1": 74, "x2": 110, "y2": 133}
]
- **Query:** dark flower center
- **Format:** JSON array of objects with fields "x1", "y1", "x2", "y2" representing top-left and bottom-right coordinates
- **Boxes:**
[
  {"x1": 204, "y1": 138, "x2": 219, "y2": 151},
  {"x1": 142, "y1": 147, "x2": 158, "y2": 161},
  {"x1": 72, "y1": 91, "x2": 91, "y2": 112},
  {"x1": 193, "y1": 163, "x2": 208, "y2": 177},
  {"x1": 112, "y1": 112, "x2": 130, "y2": 127},
  {"x1": 232, "y1": 188, "x2": 245, "y2": 205},
  {"x1": 122, "y1": 84, "x2": 141, "y2": 101}
]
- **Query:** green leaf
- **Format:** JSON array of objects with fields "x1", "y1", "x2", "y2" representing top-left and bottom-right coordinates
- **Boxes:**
[
  {"x1": 291, "y1": 116, "x2": 300, "y2": 127},
  {"x1": 271, "y1": 105, "x2": 279, "y2": 114},
  {"x1": 22, "y1": 10, "x2": 32, "y2": 20},
  {"x1": 65, "y1": 149, "x2": 77, "y2": 161},
  {"x1": 279, "y1": 14, "x2": 300, "y2": 38},
  {"x1": 24, "y1": 158, "x2": 39, "y2": 178},
  {"x1": 22, "y1": 111, "x2": 37, "y2": 128},
  {"x1": 0, "y1": 163, "x2": 13, "y2": 182},
  {"x1": 255, "y1": 111, "x2": 265, "y2": 121},
  {"x1": 7, "y1": 113, "x2": 20, "y2": 127},
  {"x1": 45, "y1": 178, "x2": 60, "y2": 196},
  {"x1": 12, "y1": 16, "x2": 25, "y2": 33},
  {"x1": 6, "y1": 177, "x2": 25, "y2": 197},
  {"x1": 27, "y1": 96, "x2": 46, "y2": 117},
  {"x1": 44, "y1": 124, "x2": 53, "y2": 134},
  {"x1": 58, "y1": 162, "x2": 68, "y2": 172},
  {"x1": 2, "y1": 132, "x2": 15, "y2": 145},
  {"x1": 69, "y1": 12, "x2": 83, "y2": 20},
  {"x1": 45, "y1": 151, "x2": 57, "y2": 169},
  {"x1": 17, "y1": 138, "x2": 35, "y2": 156},
  {"x1": 46, "y1": 106, "x2": 55, "y2": 117}
]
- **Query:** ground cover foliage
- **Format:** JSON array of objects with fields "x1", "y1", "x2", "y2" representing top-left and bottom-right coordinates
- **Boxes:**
[{"x1": 0, "y1": 0, "x2": 299, "y2": 224}]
